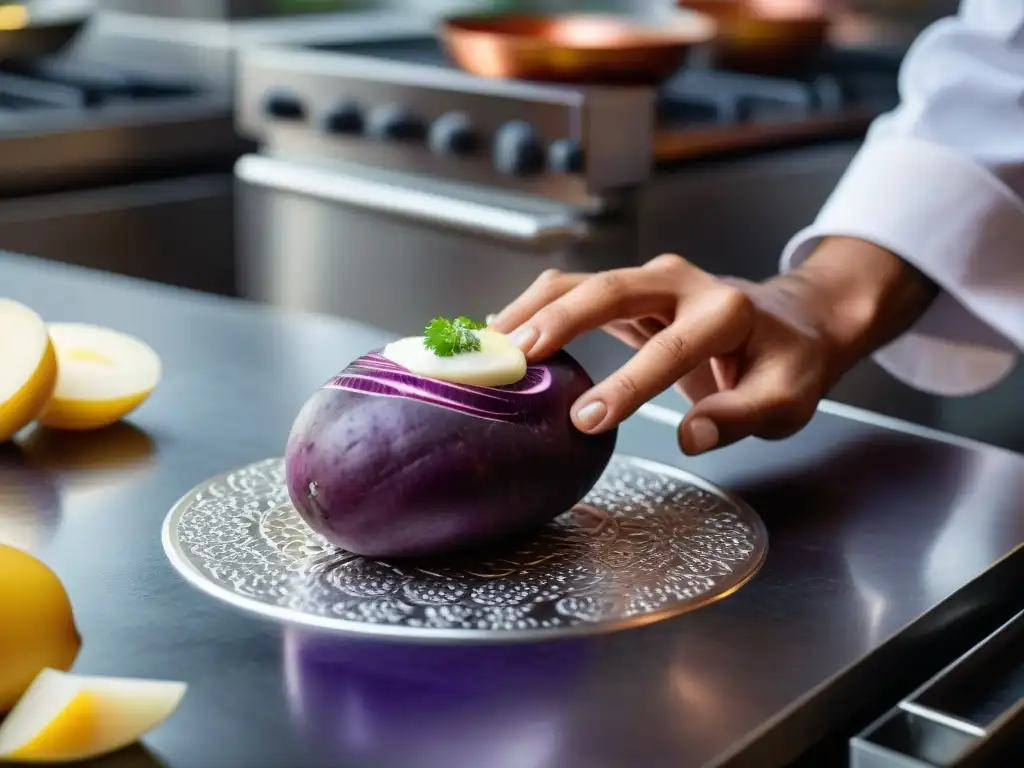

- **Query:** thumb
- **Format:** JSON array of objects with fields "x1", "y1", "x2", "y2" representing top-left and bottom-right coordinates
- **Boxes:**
[{"x1": 678, "y1": 361, "x2": 814, "y2": 455}]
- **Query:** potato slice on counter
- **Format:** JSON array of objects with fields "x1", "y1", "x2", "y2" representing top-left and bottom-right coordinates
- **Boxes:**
[
  {"x1": 0, "y1": 300, "x2": 57, "y2": 442},
  {"x1": 40, "y1": 324, "x2": 161, "y2": 431},
  {"x1": 0, "y1": 669, "x2": 187, "y2": 763}
]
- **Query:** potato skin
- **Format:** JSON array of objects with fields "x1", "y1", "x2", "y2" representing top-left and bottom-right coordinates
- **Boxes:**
[{"x1": 285, "y1": 349, "x2": 616, "y2": 559}]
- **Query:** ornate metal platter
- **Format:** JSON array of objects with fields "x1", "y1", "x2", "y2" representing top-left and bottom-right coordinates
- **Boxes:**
[{"x1": 162, "y1": 455, "x2": 767, "y2": 642}]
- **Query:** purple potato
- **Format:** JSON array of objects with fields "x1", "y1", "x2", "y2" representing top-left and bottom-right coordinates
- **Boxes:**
[{"x1": 285, "y1": 349, "x2": 616, "y2": 558}]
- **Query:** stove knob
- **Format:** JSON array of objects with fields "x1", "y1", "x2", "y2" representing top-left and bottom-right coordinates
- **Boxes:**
[
  {"x1": 548, "y1": 138, "x2": 585, "y2": 174},
  {"x1": 262, "y1": 89, "x2": 306, "y2": 121},
  {"x1": 494, "y1": 121, "x2": 546, "y2": 177},
  {"x1": 428, "y1": 112, "x2": 479, "y2": 156},
  {"x1": 367, "y1": 105, "x2": 426, "y2": 142},
  {"x1": 322, "y1": 101, "x2": 364, "y2": 135}
]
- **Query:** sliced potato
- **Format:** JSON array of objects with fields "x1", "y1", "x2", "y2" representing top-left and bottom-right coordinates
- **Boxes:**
[
  {"x1": 0, "y1": 669, "x2": 186, "y2": 763},
  {"x1": 0, "y1": 300, "x2": 57, "y2": 442},
  {"x1": 41, "y1": 324, "x2": 161, "y2": 431}
]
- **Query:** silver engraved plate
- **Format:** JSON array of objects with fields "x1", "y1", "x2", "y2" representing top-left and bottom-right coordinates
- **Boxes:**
[{"x1": 162, "y1": 455, "x2": 767, "y2": 642}]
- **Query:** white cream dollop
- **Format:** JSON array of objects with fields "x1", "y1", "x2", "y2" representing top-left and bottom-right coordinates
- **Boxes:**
[{"x1": 383, "y1": 329, "x2": 527, "y2": 387}]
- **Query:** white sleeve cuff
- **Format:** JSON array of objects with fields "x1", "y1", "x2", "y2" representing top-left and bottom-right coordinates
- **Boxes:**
[{"x1": 780, "y1": 136, "x2": 1021, "y2": 397}]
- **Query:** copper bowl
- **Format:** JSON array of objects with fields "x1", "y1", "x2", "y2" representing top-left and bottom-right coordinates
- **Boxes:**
[
  {"x1": 439, "y1": 12, "x2": 718, "y2": 87},
  {"x1": 676, "y1": 0, "x2": 830, "y2": 75}
]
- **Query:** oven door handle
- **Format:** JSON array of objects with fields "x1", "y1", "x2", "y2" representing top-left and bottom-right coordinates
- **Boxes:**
[{"x1": 235, "y1": 154, "x2": 590, "y2": 247}]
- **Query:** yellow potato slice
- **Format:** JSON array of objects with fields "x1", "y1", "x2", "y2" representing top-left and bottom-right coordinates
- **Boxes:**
[
  {"x1": 40, "y1": 324, "x2": 161, "y2": 431},
  {"x1": 0, "y1": 300, "x2": 57, "y2": 442},
  {"x1": 0, "y1": 669, "x2": 187, "y2": 763}
]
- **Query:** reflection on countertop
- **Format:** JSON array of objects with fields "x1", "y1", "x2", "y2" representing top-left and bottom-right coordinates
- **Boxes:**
[
  {"x1": 18, "y1": 423, "x2": 158, "y2": 479},
  {"x1": 0, "y1": 442, "x2": 62, "y2": 552},
  {"x1": 0, "y1": 421, "x2": 158, "y2": 552},
  {"x1": 286, "y1": 630, "x2": 588, "y2": 768}
]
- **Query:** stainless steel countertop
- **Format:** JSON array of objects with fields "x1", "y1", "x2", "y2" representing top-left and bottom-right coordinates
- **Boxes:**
[{"x1": 2, "y1": 252, "x2": 1023, "y2": 768}]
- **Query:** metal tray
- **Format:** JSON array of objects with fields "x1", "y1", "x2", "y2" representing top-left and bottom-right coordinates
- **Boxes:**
[
  {"x1": 851, "y1": 607, "x2": 1024, "y2": 767},
  {"x1": 162, "y1": 454, "x2": 768, "y2": 643}
]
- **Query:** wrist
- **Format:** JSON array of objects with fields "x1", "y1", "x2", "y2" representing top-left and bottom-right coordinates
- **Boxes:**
[{"x1": 773, "y1": 236, "x2": 939, "y2": 378}]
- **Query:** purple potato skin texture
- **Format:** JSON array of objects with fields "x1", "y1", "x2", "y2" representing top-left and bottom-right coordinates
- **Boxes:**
[{"x1": 285, "y1": 349, "x2": 616, "y2": 559}]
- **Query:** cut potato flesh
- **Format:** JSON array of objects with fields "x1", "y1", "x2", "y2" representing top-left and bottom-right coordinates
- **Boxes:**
[
  {"x1": 0, "y1": 300, "x2": 57, "y2": 442},
  {"x1": 41, "y1": 324, "x2": 161, "y2": 431},
  {"x1": 0, "y1": 669, "x2": 187, "y2": 763},
  {"x1": 383, "y1": 329, "x2": 527, "y2": 387}
]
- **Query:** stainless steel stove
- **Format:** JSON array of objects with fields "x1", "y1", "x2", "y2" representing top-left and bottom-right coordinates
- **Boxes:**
[
  {"x1": 234, "y1": 23, "x2": 900, "y2": 335},
  {"x1": 0, "y1": 36, "x2": 246, "y2": 295},
  {"x1": 0, "y1": 10, "x2": 415, "y2": 297},
  {"x1": 236, "y1": 31, "x2": 901, "y2": 209},
  {"x1": 0, "y1": 55, "x2": 238, "y2": 196}
]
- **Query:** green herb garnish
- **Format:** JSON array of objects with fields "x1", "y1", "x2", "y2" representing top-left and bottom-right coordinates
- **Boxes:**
[{"x1": 423, "y1": 316, "x2": 486, "y2": 357}]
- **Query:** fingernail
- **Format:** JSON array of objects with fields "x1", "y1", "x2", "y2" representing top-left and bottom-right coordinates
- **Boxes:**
[
  {"x1": 574, "y1": 400, "x2": 607, "y2": 432},
  {"x1": 509, "y1": 325, "x2": 539, "y2": 352},
  {"x1": 485, "y1": 313, "x2": 499, "y2": 326},
  {"x1": 687, "y1": 417, "x2": 719, "y2": 454}
]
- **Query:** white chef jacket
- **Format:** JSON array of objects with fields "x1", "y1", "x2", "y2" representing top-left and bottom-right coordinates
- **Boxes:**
[{"x1": 780, "y1": 0, "x2": 1024, "y2": 396}]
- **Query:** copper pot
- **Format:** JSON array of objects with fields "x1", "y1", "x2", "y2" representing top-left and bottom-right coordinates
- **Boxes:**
[
  {"x1": 676, "y1": 0, "x2": 830, "y2": 75},
  {"x1": 439, "y1": 12, "x2": 718, "y2": 87}
]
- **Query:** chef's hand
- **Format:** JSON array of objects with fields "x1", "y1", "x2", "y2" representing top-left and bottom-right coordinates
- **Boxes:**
[{"x1": 489, "y1": 237, "x2": 938, "y2": 455}]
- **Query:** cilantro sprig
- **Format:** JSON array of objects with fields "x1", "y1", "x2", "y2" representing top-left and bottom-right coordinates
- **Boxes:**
[{"x1": 423, "y1": 316, "x2": 486, "y2": 357}]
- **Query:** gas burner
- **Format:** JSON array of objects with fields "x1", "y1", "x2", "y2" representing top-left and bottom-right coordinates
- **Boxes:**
[
  {"x1": 656, "y1": 48, "x2": 900, "y2": 130},
  {"x1": 0, "y1": 52, "x2": 241, "y2": 200},
  {"x1": 659, "y1": 69, "x2": 828, "y2": 128},
  {"x1": 304, "y1": 36, "x2": 448, "y2": 66},
  {"x1": 0, "y1": 57, "x2": 197, "y2": 115}
]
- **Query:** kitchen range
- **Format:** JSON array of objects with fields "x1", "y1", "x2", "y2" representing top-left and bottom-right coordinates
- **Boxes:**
[
  {"x1": 234, "y1": 12, "x2": 900, "y2": 334},
  {"x1": 0, "y1": 4, "x2": 245, "y2": 295},
  {"x1": 0, "y1": 3, "x2": 437, "y2": 296},
  {"x1": 0, "y1": 58, "x2": 244, "y2": 295}
]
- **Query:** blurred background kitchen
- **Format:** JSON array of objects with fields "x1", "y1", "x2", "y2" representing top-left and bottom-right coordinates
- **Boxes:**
[{"x1": 6, "y1": 0, "x2": 1017, "y2": 452}]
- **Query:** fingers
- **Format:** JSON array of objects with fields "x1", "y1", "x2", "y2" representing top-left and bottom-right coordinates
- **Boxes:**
[
  {"x1": 603, "y1": 321, "x2": 650, "y2": 350},
  {"x1": 677, "y1": 360, "x2": 723, "y2": 404},
  {"x1": 571, "y1": 288, "x2": 755, "y2": 433},
  {"x1": 488, "y1": 269, "x2": 583, "y2": 337},
  {"x1": 633, "y1": 316, "x2": 667, "y2": 337},
  {"x1": 602, "y1": 318, "x2": 665, "y2": 350},
  {"x1": 494, "y1": 255, "x2": 700, "y2": 362},
  {"x1": 492, "y1": 256, "x2": 767, "y2": 438},
  {"x1": 710, "y1": 357, "x2": 739, "y2": 391},
  {"x1": 518, "y1": 267, "x2": 670, "y2": 361},
  {"x1": 678, "y1": 356, "x2": 819, "y2": 455}
]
